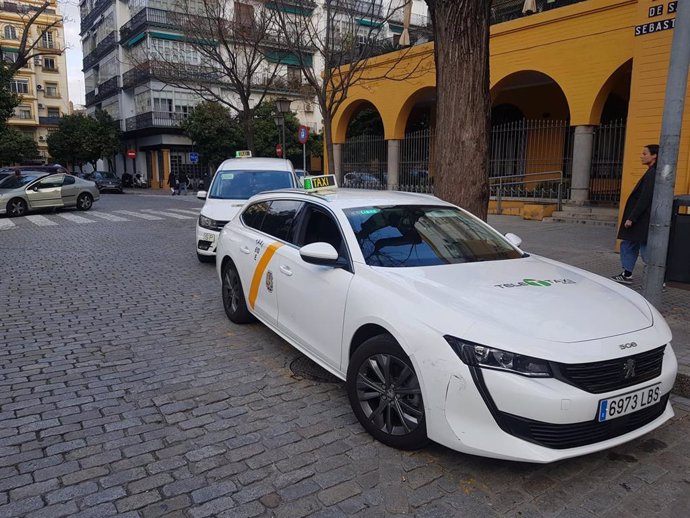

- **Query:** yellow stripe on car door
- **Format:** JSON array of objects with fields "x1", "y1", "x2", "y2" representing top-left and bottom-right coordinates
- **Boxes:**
[{"x1": 248, "y1": 242, "x2": 284, "y2": 309}]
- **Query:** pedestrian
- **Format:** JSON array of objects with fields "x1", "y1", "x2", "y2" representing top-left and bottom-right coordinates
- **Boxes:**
[
  {"x1": 612, "y1": 144, "x2": 658, "y2": 284},
  {"x1": 179, "y1": 171, "x2": 188, "y2": 195},
  {"x1": 168, "y1": 171, "x2": 178, "y2": 196}
]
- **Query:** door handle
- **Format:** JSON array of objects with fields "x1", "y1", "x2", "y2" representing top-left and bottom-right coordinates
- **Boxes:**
[
  {"x1": 279, "y1": 265, "x2": 293, "y2": 276},
  {"x1": 240, "y1": 246, "x2": 250, "y2": 254}
]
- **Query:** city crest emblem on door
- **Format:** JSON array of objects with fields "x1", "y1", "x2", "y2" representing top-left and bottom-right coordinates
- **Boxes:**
[{"x1": 265, "y1": 270, "x2": 274, "y2": 293}]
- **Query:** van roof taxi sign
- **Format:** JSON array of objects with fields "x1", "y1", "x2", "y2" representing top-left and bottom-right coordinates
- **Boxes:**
[
  {"x1": 235, "y1": 150, "x2": 252, "y2": 158},
  {"x1": 303, "y1": 174, "x2": 337, "y2": 193}
]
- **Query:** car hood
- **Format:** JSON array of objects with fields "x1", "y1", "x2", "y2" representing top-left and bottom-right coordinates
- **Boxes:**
[
  {"x1": 376, "y1": 255, "x2": 654, "y2": 344},
  {"x1": 200, "y1": 198, "x2": 246, "y2": 222}
]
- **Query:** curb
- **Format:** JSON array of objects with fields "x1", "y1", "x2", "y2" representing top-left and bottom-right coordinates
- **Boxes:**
[{"x1": 673, "y1": 365, "x2": 690, "y2": 398}]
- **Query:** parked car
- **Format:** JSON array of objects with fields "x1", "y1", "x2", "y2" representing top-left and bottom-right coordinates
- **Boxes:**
[
  {"x1": 343, "y1": 172, "x2": 383, "y2": 189},
  {"x1": 195, "y1": 152, "x2": 298, "y2": 263},
  {"x1": 0, "y1": 171, "x2": 100, "y2": 217},
  {"x1": 214, "y1": 177, "x2": 677, "y2": 462},
  {"x1": 83, "y1": 171, "x2": 123, "y2": 193}
]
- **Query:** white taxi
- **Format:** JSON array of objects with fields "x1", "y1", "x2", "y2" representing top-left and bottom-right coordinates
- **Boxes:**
[
  {"x1": 195, "y1": 152, "x2": 298, "y2": 262},
  {"x1": 214, "y1": 175, "x2": 677, "y2": 462}
]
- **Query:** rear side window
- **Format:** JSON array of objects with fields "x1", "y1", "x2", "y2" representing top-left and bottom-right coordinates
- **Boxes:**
[
  {"x1": 63, "y1": 176, "x2": 75, "y2": 185},
  {"x1": 242, "y1": 201, "x2": 270, "y2": 230},
  {"x1": 260, "y1": 200, "x2": 303, "y2": 243}
]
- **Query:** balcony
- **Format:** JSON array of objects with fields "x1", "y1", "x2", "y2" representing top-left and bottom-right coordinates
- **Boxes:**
[
  {"x1": 39, "y1": 116, "x2": 60, "y2": 126},
  {"x1": 85, "y1": 75, "x2": 120, "y2": 107},
  {"x1": 491, "y1": 0, "x2": 588, "y2": 25},
  {"x1": 122, "y1": 61, "x2": 224, "y2": 90},
  {"x1": 119, "y1": 8, "x2": 180, "y2": 43},
  {"x1": 83, "y1": 31, "x2": 117, "y2": 70},
  {"x1": 80, "y1": 0, "x2": 111, "y2": 35},
  {"x1": 125, "y1": 111, "x2": 187, "y2": 132},
  {"x1": 265, "y1": 1, "x2": 317, "y2": 16},
  {"x1": 389, "y1": 9, "x2": 432, "y2": 30}
]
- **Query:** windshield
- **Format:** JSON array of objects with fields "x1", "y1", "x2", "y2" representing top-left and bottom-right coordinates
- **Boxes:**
[
  {"x1": 208, "y1": 170, "x2": 294, "y2": 200},
  {"x1": 99, "y1": 172, "x2": 117, "y2": 179},
  {"x1": 0, "y1": 174, "x2": 43, "y2": 190},
  {"x1": 344, "y1": 205, "x2": 523, "y2": 267}
]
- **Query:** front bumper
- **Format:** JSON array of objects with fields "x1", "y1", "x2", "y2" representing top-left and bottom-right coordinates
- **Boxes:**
[
  {"x1": 426, "y1": 345, "x2": 677, "y2": 462},
  {"x1": 196, "y1": 225, "x2": 219, "y2": 256}
]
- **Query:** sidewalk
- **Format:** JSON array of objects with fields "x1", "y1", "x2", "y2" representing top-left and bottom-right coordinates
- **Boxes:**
[{"x1": 489, "y1": 214, "x2": 690, "y2": 397}]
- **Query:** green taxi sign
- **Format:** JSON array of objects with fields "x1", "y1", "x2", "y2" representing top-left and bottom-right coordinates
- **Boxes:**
[
  {"x1": 303, "y1": 174, "x2": 337, "y2": 192},
  {"x1": 235, "y1": 150, "x2": 252, "y2": 158}
]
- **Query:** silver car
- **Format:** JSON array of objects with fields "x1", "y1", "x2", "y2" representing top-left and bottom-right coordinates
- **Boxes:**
[{"x1": 0, "y1": 172, "x2": 100, "y2": 217}]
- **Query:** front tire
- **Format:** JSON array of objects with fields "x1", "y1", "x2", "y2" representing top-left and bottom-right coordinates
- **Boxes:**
[
  {"x1": 7, "y1": 198, "x2": 27, "y2": 217},
  {"x1": 221, "y1": 260, "x2": 253, "y2": 324},
  {"x1": 347, "y1": 335, "x2": 428, "y2": 450},
  {"x1": 76, "y1": 192, "x2": 93, "y2": 211}
]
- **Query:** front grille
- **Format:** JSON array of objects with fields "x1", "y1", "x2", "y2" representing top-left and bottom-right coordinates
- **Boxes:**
[
  {"x1": 499, "y1": 393, "x2": 669, "y2": 449},
  {"x1": 552, "y1": 346, "x2": 666, "y2": 394}
]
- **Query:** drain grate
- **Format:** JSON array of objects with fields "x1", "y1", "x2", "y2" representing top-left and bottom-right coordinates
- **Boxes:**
[{"x1": 290, "y1": 355, "x2": 341, "y2": 383}]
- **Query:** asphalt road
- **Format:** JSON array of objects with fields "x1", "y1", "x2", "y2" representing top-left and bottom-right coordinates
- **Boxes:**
[{"x1": 0, "y1": 193, "x2": 689, "y2": 517}]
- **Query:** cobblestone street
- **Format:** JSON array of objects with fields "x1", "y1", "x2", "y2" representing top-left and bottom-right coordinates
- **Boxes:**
[{"x1": 1, "y1": 194, "x2": 689, "y2": 517}]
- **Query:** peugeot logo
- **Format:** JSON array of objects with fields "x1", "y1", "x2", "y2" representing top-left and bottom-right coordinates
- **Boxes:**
[{"x1": 623, "y1": 359, "x2": 636, "y2": 379}]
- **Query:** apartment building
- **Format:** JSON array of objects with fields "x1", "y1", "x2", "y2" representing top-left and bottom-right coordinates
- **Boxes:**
[
  {"x1": 79, "y1": 0, "x2": 430, "y2": 188},
  {"x1": 1, "y1": 0, "x2": 70, "y2": 162}
]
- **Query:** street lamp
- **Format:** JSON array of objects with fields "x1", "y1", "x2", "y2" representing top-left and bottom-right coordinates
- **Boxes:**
[{"x1": 275, "y1": 97, "x2": 292, "y2": 159}]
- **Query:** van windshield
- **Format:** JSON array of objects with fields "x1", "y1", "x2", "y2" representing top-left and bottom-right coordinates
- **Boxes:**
[{"x1": 208, "y1": 170, "x2": 293, "y2": 200}]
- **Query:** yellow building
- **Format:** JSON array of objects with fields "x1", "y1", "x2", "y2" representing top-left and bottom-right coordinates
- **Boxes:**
[
  {"x1": 329, "y1": 0, "x2": 689, "y2": 218},
  {"x1": 1, "y1": 0, "x2": 70, "y2": 162}
]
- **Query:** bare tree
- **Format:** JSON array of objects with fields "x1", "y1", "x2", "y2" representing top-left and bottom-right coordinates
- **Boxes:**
[
  {"x1": 425, "y1": 0, "x2": 490, "y2": 219},
  {"x1": 1, "y1": 1, "x2": 65, "y2": 124},
  {"x1": 124, "y1": 0, "x2": 287, "y2": 152},
  {"x1": 270, "y1": 0, "x2": 431, "y2": 177}
]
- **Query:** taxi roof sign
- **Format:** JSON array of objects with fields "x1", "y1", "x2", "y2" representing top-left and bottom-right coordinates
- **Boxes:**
[
  {"x1": 235, "y1": 150, "x2": 252, "y2": 158},
  {"x1": 303, "y1": 174, "x2": 337, "y2": 192}
]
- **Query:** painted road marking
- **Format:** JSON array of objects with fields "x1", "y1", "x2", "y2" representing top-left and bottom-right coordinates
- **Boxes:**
[
  {"x1": 114, "y1": 210, "x2": 163, "y2": 220},
  {"x1": 58, "y1": 213, "x2": 96, "y2": 224},
  {"x1": 90, "y1": 212, "x2": 130, "y2": 222},
  {"x1": 0, "y1": 219, "x2": 16, "y2": 230},
  {"x1": 141, "y1": 209, "x2": 195, "y2": 220},
  {"x1": 26, "y1": 215, "x2": 58, "y2": 226}
]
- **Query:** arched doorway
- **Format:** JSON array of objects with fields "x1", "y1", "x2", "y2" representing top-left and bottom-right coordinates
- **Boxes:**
[{"x1": 342, "y1": 102, "x2": 387, "y2": 189}]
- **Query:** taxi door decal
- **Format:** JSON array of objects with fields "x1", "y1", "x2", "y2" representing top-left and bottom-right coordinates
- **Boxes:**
[{"x1": 248, "y1": 242, "x2": 284, "y2": 309}]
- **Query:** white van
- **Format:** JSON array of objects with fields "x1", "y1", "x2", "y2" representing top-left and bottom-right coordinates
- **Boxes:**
[{"x1": 195, "y1": 153, "x2": 298, "y2": 262}]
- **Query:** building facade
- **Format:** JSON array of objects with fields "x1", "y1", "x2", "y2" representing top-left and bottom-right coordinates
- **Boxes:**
[
  {"x1": 1, "y1": 0, "x2": 70, "y2": 162},
  {"x1": 79, "y1": 0, "x2": 430, "y2": 188},
  {"x1": 329, "y1": 0, "x2": 690, "y2": 218}
]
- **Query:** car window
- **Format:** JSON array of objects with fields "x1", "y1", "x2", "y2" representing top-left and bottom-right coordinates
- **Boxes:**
[
  {"x1": 208, "y1": 170, "x2": 294, "y2": 200},
  {"x1": 36, "y1": 175, "x2": 64, "y2": 189},
  {"x1": 260, "y1": 200, "x2": 303, "y2": 243},
  {"x1": 63, "y1": 175, "x2": 75, "y2": 185},
  {"x1": 242, "y1": 201, "x2": 271, "y2": 230},
  {"x1": 344, "y1": 205, "x2": 523, "y2": 267},
  {"x1": 0, "y1": 174, "x2": 43, "y2": 189},
  {"x1": 297, "y1": 204, "x2": 348, "y2": 263}
]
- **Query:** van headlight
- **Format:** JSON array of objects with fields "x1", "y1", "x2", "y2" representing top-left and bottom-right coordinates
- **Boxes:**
[
  {"x1": 198, "y1": 214, "x2": 217, "y2": 230},
  {"x1": 445, "y1": 336, "x2": 552, "y2": 377}
]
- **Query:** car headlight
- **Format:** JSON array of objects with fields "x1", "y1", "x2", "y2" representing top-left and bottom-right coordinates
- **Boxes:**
[
  {"x1": 444, "y1": 336, "x2": 552, "y2": 378},
  {"x1": 198, "y1": 214, "x2": 217, "y2": 230}
]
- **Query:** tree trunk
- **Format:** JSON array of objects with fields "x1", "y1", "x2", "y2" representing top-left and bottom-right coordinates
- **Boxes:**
[
  {"x1": 238, "y1": 110, "x2": 255, "y2": 154},
  {"x1": 426, "y1": 0, "x2": 490, "y2": 220}
]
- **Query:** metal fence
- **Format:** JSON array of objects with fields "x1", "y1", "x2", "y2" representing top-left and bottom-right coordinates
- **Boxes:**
[
  {"x1": 342, "y1": 134, "x2": 388, "y2": 189},
  {"x1": 589, "y1": 119, "x2": 626, "y2": 205},
  {"x1": 491, "y1": 171, "x2": 566, "y2": 214},
  {"x1": 400, "y1": 129, "x2": 433, "y2": 193}
]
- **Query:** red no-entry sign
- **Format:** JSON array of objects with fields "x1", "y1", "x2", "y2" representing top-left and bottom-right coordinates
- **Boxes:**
[{"x1": 127, "y1": 149, "x2": 136, "y2": 159}]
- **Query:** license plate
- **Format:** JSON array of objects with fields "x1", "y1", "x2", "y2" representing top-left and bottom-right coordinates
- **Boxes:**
[
  {"x1": 202, "y1": 232, "x2": 215, "y2": 241},
  {"x1": 598, "y1": 383, "x2": 661, "y2": 422}
]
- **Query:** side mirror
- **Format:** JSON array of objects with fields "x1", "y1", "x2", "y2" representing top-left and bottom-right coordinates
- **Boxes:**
[
  {"x1": 300, "y1": 242, "x2": 338, "y2": 266},
  {"x1": 196, "y1": 190, "x2": 207, "y2": 200},
  {"x1": 505, "y1": 232, "x2": 522, "y2": 248}
]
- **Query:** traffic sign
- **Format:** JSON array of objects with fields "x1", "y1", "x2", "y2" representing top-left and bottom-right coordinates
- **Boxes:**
[
  {"x1": 189, "y1": 151, "x2": 199, "y2": 164},
  {"x1": 126, "y1": 149, "x2": 136, "y2": 159},
  {"x1": 298, "y1": 125, "x2": 310, "y2": 145},
  {"x1": 276, "y1": 143, "x2": 283, "y2": 157}
]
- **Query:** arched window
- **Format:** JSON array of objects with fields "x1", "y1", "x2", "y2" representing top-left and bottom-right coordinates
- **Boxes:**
[{"x1": 4, "y1": 25, "x2": 18, "y2": 40}]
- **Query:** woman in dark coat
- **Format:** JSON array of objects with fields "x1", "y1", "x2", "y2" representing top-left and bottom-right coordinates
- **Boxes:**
[{"x1": 612, "y1": 144, "x2": 658, "y2": 284}]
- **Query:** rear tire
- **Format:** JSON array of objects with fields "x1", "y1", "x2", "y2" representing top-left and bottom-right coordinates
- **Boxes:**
[
  {"x1": 76, "y1": 192, "x2": 93, "y2": 211},
  {"x1": 221, "y1": 260, "x2": 254, "y2": 324},
  {"x1": 7, "y1": 198, "x2": 27, "y2": 217},
  {"x1": 197, "y1": 252, "x2": 215, "y2": 263},
  {"x1": 347, "y1": 335, "x2": 428, "y2": 450}
]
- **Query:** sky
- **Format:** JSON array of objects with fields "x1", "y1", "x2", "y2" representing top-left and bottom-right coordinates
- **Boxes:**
[{"x1": 59, "y1": 0, "x2": 85, "y2": 106}]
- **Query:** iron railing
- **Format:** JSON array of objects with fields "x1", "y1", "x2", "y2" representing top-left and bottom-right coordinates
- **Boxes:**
[
  {"x1": 342, "y1": 134, "x2": 388, "y2": 189},
  {"x1": 491, "y1": 170, "x2": 566, "y2": 214},
  {"x1": 400, "y1": 129, "x2": 432, "y2": 193},
  {"x1": 39, "y1": 116, "x2": 60, "y2": 126},
  {"x1": 589, "y1": 119, "x2": 626, "y2": 205},
  {"x1": 80, "y1": 0, "x2": 111, "y2": 35},
  {"x1": 83, "y1": 32, "x2": 117, "y2": 70},
  {"x1": 125, "y1": 111, "x2": 187, "y2": 132},
  {"x1": 120, "y1": 8, "x2": 180, "y2": 43},
  {"x1": 491, "y1": 0, "x2": 588, "y2": 25}
]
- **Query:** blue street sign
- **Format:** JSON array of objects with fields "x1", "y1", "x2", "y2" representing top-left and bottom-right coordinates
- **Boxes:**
[
  {"x1": 298, "y1": 125, "x2": 310, "y2": 145},
  {"x1": 189, "y1": 152, "x2": 199, "y2": 164}
]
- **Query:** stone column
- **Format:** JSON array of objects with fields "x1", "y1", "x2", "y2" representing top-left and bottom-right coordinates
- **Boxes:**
[
  {"x1": 387, "y1": 139, "x2": 401, "y2": 190},
  {"x1": 570, "y1": 125, "x2": 595, "y2": 204},
  {"x1": 333, "y1": 144, "x2": 343, "y2": 183}
]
